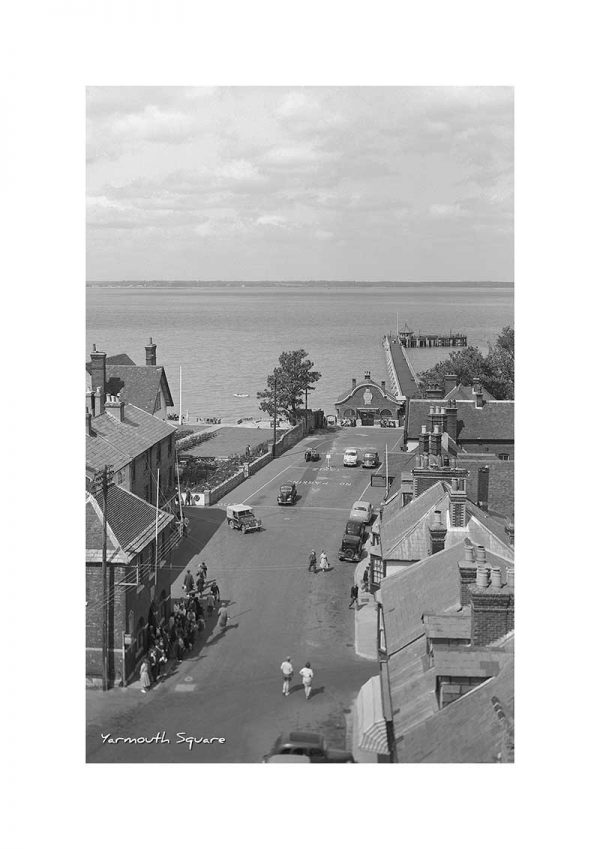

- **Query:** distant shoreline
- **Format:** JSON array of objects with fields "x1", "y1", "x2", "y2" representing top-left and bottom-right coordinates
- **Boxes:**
[{"x1": 87, "y1": 279, "x2": 514, "y2": 289}]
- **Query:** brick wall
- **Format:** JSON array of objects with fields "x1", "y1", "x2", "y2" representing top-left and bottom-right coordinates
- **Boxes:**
[{"x1": 470, "y1": 587, "x2": 514, "y2": 646}]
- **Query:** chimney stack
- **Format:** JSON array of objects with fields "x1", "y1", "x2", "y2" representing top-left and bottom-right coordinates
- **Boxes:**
[
  {"x1": 458, "y1": 540, "x2": 477, "y2": 607},
  {"x1": 449, "y1": 477, "x2": 467, "y2": 527},
  {"x1": 470, "y1": 550, "x2": 514, "y2": 646},
  {"x1": 419, "y1": 425, "x2": 430, "y2": 455},
  {"x1": 473, "y1": 378, "x2": 484, "y2": 408},
  {"x1": 381, "y1": 380, "x2": 386, "y2": 391},
  {"x1": 505, "y1": 520, "x2": 515, "y2": 546},
  {"x1": 105, "y1": 394, "x2": 125, "y2": 423},
  {"x1": 89, "y1": 345, "x2": 106, "y2": 412},
  {"x1": 94, "y1": 385, "x2": 104, "y2": 417},
  {"x1": 475, "y1": 547, "x2": 490, "y2": 587},
  {"x1": 86, "y1": 389, "x2": 94, "y2": 415},
  {"x1": 429, "y1": 509, "x2": 447, "y2": 554},
  {"x1": 425, "y1": 382, "x2": 444, "y2": 399},
  {"x1": 477, "y1": 466, "x2": 490, "y2": 511},
  {"x1": 445, "y1": 400, "x2": 458, "y2": 441},
  {"x1": 86, "y1": 409, "x2": 93, "y2": 436},
  {"x1": 145, "y1": 336, "x2": 157, "y2": 366},
  {"x1": 444, "y1": 373, "x2": 459, "y2": 396},
  {"x1": 430, "y1": 425, "x2": 442, "y2": 459},
  {"x1": 352, "y1": 377, "x2": 357, "y2": 389}
]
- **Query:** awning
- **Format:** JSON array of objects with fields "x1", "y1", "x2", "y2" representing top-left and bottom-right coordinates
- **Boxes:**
[{"x1": 354, "y1": 675, "x2": 389, "y2": 755}]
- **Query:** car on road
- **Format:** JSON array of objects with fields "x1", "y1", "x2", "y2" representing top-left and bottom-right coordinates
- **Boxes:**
[
  {"x1": 304, "y1": 447, "x2": 320, "y2": 462},
  {"x1": 362, "y1": 449, "x2": 380, "y2": 469},
  {"x1": 345, "y1": 519, "x2": 366, "y2": 540},
  {"x1": 343, "y1": 448, "x2": 360, "y2": 467},
  {"x1": 263, "y1": 731, "x2": 354, "y2": 763},
  {"x1": 349, "y1": 500, "x2": 373, "y2": 524},
  {"x1": 338, "y1": 530, "x2": 362, "y2": 562},
  {"x1": 277, "y1": 482, "x2": 298, "y2": 505},
  {"x1": 226, "y1": 504, "x2": 262, "y2": 533}
]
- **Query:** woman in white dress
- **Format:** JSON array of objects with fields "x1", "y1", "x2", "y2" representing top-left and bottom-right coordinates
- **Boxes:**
[{"x1": 319, "y1": 551, "x2": 330, "y2": 572}]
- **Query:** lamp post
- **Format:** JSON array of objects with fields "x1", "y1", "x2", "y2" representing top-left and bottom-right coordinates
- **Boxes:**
[
  {"x1": 272, "y1": 373, "x2": 277, "y2": 458},
  {"x1": 304, "y1": 384, "x2": 309, "y2": 433}
]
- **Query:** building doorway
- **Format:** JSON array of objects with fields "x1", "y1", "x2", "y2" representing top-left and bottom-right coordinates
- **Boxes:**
[{"x1": 359, "y1": 410, "x2": 375, "y2": 426}]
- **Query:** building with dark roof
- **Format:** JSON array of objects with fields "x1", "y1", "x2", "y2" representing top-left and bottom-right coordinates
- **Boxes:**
[
  {"x1": 352, "y1": 539, "x2": 514, "y2": 762},
  {"x1": 86, "y1": 397, "x2": 177, "y2": 508},
  {"x1": 335, "y1": 371, "x2": 403, "y2": 425},
  {"x1": 86, "y1": 338, "x2": 174, "y2": 419},
  {"x1": 404, "y1": 396, "x2": 514, "y2": 456},
  {"x1": 86, "y1": 484, "x2": 177, "y2": 686}
]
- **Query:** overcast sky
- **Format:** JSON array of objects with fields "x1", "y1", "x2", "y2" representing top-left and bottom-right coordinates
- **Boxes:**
[{"x1": 87, "y1": 87, "x2": 513, "y2": 282}]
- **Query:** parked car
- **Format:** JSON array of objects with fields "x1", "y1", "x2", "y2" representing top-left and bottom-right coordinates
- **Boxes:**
[
  {"x1": 345, "y1": 519, "x2": 366, "y2": 540},
  {"x1": 263, "y1": 731, "x2": 354, "y2": 763},
  {"x1": 338, "y1": 532, "x2": 362, "y2": 562},
  {"x1": 343, "y1": 448, "x2": 360, "y2": 467},
  {"x1": 362, "y1": 449, "x2": 380, "y2": 469},
  {"x1": 349, "y1": 500, "x2": 373, "y2": 524},
  {"x1": 263, "y1": 754, "x2": 311, "y2": 763},
  {"x1": 277, "y1": 482, "x2": 297, "y2": 505},
  {"x1": 226, "y1": 504, "x2": 262, "y2": 533}
]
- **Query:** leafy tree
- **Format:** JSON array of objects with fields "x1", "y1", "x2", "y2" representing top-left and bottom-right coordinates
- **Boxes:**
[
  {"x1": 257, "y1": 349, "x2": 322, "y2": 424},
  {"x1": 417, "y1": 326, "x2": 514, "y2": 400}
]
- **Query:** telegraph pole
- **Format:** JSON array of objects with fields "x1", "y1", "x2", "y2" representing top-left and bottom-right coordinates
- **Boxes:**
[
  {"x1": 272, "y1": 373, "x2": 277, "y2": 458},
  {"x1": 92, "y1": 464, "x2": 114, "y2": 691},
  {"x1": 304, "y1": 384, "x2": 308, "y2": 433}
]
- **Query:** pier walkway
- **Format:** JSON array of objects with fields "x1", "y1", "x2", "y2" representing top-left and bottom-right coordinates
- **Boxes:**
[{"x1": 383, "y1": 335, "x2": 420, "y2": 399}]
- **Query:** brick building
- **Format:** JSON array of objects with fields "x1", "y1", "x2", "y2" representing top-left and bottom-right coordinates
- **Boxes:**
[
  {"x1": 86, "y1": 338, "x2": 174, "y2": 420},
  {"x1": 86, "y1": 398, "x2": 178, "y2": 509},
  {"x1": 86, "y1": 483, "x2": 176, "y2": 687},
  {"x1": 335, "y1": 371, "x2": 403, "y2": 425}
]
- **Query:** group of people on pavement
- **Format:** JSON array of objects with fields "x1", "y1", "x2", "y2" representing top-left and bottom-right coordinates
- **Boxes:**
[
  {"x1": 307, "y1": 550, "x2": 331, "y2": 573},
  {"x1": 139, "y1": 561, "x2": 227, "y2": 694},
  {"x1": 280, "y1": 657, "x2": 314, "y2": 700}
]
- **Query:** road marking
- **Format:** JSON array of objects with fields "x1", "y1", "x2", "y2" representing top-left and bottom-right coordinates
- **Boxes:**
[
  {"x1": 240, "y1": 460, "x2": 299, "y2": 501},
  {"x1": 174, "y1": 684, "x2": 197, "y2": 692}
]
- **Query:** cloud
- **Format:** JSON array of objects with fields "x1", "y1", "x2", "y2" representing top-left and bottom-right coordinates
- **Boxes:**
[
  {"x1": 428, "y1": 203, "x2": 466, "y2": 219},
  {"x1": 315, "y1": 229, "x2": 334, "y2": 240}
]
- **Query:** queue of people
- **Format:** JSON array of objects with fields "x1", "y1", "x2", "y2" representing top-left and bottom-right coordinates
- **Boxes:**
[{"x1": 139, "y1": 561, "x2": 223, "y2": 694}]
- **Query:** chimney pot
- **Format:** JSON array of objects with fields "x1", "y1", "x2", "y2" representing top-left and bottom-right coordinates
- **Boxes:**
[
  {"x1": 429, "y1": 406, "x2": 434, "y2": 415},
  {"x1": 490, "y1": 565, "x2": 503, "y2": 589},
  {"x1": 431, "y1": 510, "x2": 442, "y2": 527},
  {"x1": 475, "y1": 545, "x2": 487, "y2": 564},
  {"x1": 433, "y1": 425, "x2": 439, "y2": 434},
  {"x1": 476, "y1": 563, "x2": 490, "y2": 588},
  {"x1": 506, "y1": 567, "x2": 515, "y2": 588},
  {"x1": 464, "y1": 542, "x2": 475, "y2": 562}
]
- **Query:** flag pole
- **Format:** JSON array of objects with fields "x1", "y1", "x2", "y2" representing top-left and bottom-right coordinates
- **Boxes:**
[{"x1": 179, "y1": 366, "x2": 183, "y2": 425}]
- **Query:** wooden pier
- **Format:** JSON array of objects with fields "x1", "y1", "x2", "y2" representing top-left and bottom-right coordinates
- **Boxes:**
[{"x1": 392, "y1": 324, "x2": 467, "y2": 348}]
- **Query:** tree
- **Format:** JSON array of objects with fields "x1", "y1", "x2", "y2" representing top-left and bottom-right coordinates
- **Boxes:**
[
  {"x1": 417, "y1": 326, "x2": 514, "y2": 400},
  {"x1": 257, "y1": 349, "x2": 322, "y2": 424}
]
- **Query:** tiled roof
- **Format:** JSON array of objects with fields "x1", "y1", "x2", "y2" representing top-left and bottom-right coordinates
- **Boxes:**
[
  {"x1": 445, "y1": 383, "x2": 495, "y2": 402},
  {"x1": 423, "y1": 612, "x2": 472, "y2": 640},
  {"x1": 395, "y1": 650, "x2": 514, "y2": 762},
  {"x1": 86, "y1": 431, "x2": 131, "y2": 476},
  {"x1": 388, "y1": 636, "x2": 438, "y2": 734},
  {"x1": 85, "y1": 362, "x2": 174, "y2": 412},
  {"x1": 462, "y1": 457, "x2": 514, "y2": 519},
  {"x1": 86, "y1": 485, "x2": 174, "y2": 563},
  {"x1": 86, "y1": 403, "x2": 176, "y2": 474},
  {"x1": 381, "y1": 542, "x2": 513, "y2": 654},
  {"x1": 381, "y1": 481, "x2": 446, "y2": 559},
  {"x1": 405, "y1": 399, "x2": 514, "y2": 442},
  {"x1": 432, "y1": 645, "x2": 511, "y2": 677}
]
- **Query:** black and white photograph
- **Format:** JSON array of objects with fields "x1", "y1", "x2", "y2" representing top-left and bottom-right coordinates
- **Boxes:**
[{"x1": 85, "y1": 86, "x2": 514, "y2": 764}]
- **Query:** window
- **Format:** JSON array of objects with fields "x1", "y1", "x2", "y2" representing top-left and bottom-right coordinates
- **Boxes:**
[
  {"x1": 498, "y1": 453, "x2": 510, "y2": 461},
  {"x1": 117, "y1": 469, "x2": 124, "y2": 484}
]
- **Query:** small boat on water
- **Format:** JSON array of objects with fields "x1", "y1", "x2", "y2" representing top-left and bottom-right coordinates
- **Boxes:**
[{"x1": 233, "y1": 393, "x2": 249, "y2": 398}]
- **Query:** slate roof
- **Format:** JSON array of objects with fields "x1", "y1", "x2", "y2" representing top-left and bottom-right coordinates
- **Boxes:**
[
  {"x1": 380, "y1": 481, "x2": 513, "y2": 563},
  {"x1": 422, "y1": 613, "x2": 472, "y2": 640},
  {"x1": 380, "y1": 541, "x2": 513, "y2": 655},
  {"x1": 86, "y1": 484, "x2": 174, "y2": 563},
  {"x1": 85, "y1": 362, "x2": 174, "y2": 414},
  {"x1": 462, "y1": 457, "x2": 514, "y2": 519},
  {"x1": 405, "y1": 399, "x2": 514, "y2": 442},
  {"x1": 86, "y1": 403, "x2": 177, "y2": 474},
  {"x1": 444, "y1": 383, "x2": 495, "y2": 402},
  {"x1": 388, "y1": 636, "x2": 438, "y2": 734},
  {"x1": 395, "y1": 650, "x2": 514, "y2": 762},
  {"x1": 106, "y1": 354, "x2": 136, "y2": 366}
]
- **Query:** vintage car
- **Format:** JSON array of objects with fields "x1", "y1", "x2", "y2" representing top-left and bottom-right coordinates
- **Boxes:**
[
  {"x1": 362, "y1": 449, "x2": 380, "y2": 469},
  {"x1": 345, "y1": 519, "x2": 366, "y2": 540},
  {"x1": 349, "y1": 500, "x2": 373, "y2": 524},
  {"x1": 343, "y1": 448, "x2": 360, "y2": 467},
  {"x1": 263, "y1": 731, "x2": 354, "y2": 763},
  {"x1": 338, "y1": 530, "x2": 363, "y2": 562},
  {"x1": 304, "y1": 447, "x2": 321, "y2": 462},
  {"x1": 277, "y1": 482, "x2": 298, "y2": 505},
  {"x1": 226, "y1": 504, "x2": 262, "y2": 533}
]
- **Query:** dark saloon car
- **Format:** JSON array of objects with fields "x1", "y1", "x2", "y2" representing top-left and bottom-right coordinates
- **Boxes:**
[
  {"x1": 277, "y1": 482, "x2": 298, "y2": 505},
  {"x1": 263, "y1": 731, "x2": 354, "y2": 763}
]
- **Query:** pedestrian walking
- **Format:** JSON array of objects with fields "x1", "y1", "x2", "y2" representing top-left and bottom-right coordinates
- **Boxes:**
[
  {"x1": 140, "y1": 657, "x2": 152, "y2": 693},
  {"x1": 362, "y1": 567, "x2": 369, "y2": 591},
  {"x1": 185, "y1": 488, "x2": 192, "y2": 506},
  {"x1": 183, "y1": 516, "x2": 190, "y2": 537},
  {"x1": 183, "y1": 569, "x2": 194, "y2": 595},
  {"x1": 201, "y1": 561, "x2": 208, "y2": 579},
  {"x1": 319, "y1": 551, "x2": 330, "y2": 572},
  {"x1": 280, "y1": 657, "x2": 294, "y2": 696},
  {"x1": 308, "y1": 550, "x2": 317, "y2": 572},
  {"x1": 206, "y1": 593, "x2": 215, "y2": 616},
  {"x1": 195, "y1": 571, "x2": 205, "y2": 594},
  {"x1": 217, "y1": 604, "x2": 229, "y2": 632},
  {"x1": 211, "y1": 582, "x2": 221, "y2": 604},
  {"x1": 299, "y1": 662, "x2": 314, "y2": 700},
  {"x1": 349, "y1": 584, "x2": 359, "y2": 608}
]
